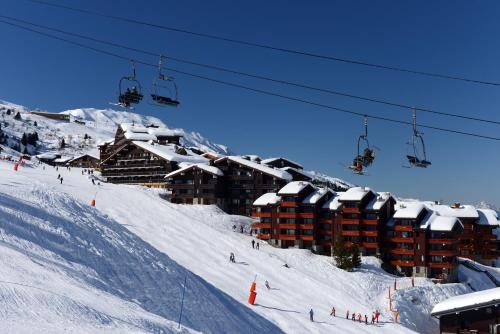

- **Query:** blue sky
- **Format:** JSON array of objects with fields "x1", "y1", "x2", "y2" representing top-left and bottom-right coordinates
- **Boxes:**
[{"x1": 1, "y1": 1, "x2": 499, "y2": 205}]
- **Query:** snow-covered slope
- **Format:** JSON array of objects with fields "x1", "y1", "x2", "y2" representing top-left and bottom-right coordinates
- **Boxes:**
[
  {"x1": 0, "y1": 160, "x2": 283, "y2": 334},
  {"x1": 0, "y1": 158, "x2": 488, "y2": 334}
]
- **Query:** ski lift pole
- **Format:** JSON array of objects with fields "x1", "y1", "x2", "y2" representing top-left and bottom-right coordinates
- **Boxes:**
[
  {"x1": 363, "y1": 115, "x2": 368, "y2": 139},
  {"x1": 178, "y1": 273, "x2": 188, "y2": 329},
  {"x1": 412, "y1": 108, "x2": 417, "y2": 135}
]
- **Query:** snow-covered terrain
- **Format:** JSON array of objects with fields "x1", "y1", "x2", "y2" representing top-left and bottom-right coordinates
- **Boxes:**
[
  {"x1": 1, "y1": 158, "x2": 494, "y2": 333},
  {"x1": 0, "y1": 101, "x2": 229, "y2": 158}
]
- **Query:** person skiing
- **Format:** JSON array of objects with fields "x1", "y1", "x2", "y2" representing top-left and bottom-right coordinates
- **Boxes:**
[
  {"x1": 265, "y1": 280, "x2": 270, "y2": 290},
  {"x1": 357, "y1": 313, "x2": 362, "y2": 323},
  {"x1": 251, "y1": 240, "x2": 255, "y2": 249},
  {"x1": 229, "y1": 252, "x2": 235, "y2": 263},
  {"x1": 256, "y1": 242, "x2": 259, "y2": 250},
  {"x1": 283, "y1": 263, "x2": 289, "y2": 268},
  {"x1": 351, "y1": 312, "x2": 355, "y2": 321},
  {"x1": 374, "y1": 310, "x2": 380, "y2": 323},
  {"x1": 371, "y1": 314, "x2": 375, "y2": 324},
  {"x1": 330, "y1": 306, "x2": 335, "y2": 317},
  {"x1": 309, "y1": 308, "x2": 314, "y2": 322},
  {"x1": 57, "y1": 174, "x2": 61, "y2": 179},
  {"x1": 60, "y1": 177, "x2": 63, "y2": 184},
  {"x1": 232, "y1": 224, "x2": 236, "y2": 232},
  {"x1": 240, "y1": 225, "x2": 243, "y2": 233},
  {"x1": 365, "y1": 314, "x2": 368, "y2": 324},
  {"x1": 346, "y1": 310, "x2": 349, "y2": 319},
  {"x1": 91, "y1": 178, "x2": 95, "y2": 185}
]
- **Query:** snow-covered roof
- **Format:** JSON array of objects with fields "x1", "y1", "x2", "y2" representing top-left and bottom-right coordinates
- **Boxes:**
[
  {"x1": 280, "y1": 167, "x2": 313, "y2": 179},
  {"x1": 429, "y1": 216, "x2": 461, "y2": 231},
  {"x1": 69, "y1": 154, "x2": 99, "y2": 162},
  {"x1": 261, "y1": 157, "x2": 303, "y2": 169},
  {"x1": 432, "y1": 287, "x2": 500, "y2": 316},
  {"x1": 215, "y1": 156, "x2": 292, "y2": 181},
  {"x1": 365, "y1": 192, "x2": 392, "y2": 211},
  {"x1": 478, "y1": 209, "x2": 500, "y2": 226},
  {"x1": 120, "y1": 123, "x2": 148, "y2": 133},
  {"x1": 165, "y1": 163, "x2": 223, "y2": 178},
  {"x1": 241, "y1": 155, "x2": 261, "y2": 162},
  {"x1": 338, "y1": 187, "x2": 372, "y2": 202},
  {"x1": 393, "y1": 203, "x2": 426, "y2": 219},
  {"x1": 322, "y1": 193, "x2": 344, "y2": 211},
  {"x1": 53, "y1": 156, "x2": 73, "y2": 163},
  {"x1": 132, "y1": 141, "x2": 209, "y2": 164},
  {"x1": 36, "y1": 152, "x2": 58, "y2": 160},
  {"x1": 147, "y1": 128, "x2": 182, "y2": 137},
  {"x1": 253, "y1": 192, "x2": 282, "y2": 206},
  {"x1": 302, "y1": 188, "x2": 332, "y2": 205},
  {"x1": 278, "y1": 181, "x2": 312, "y2": 195},
  {"x1": 424, "y1": 202, "x2": 479, "y2": 219},
  {"x1": 124, "y1": 132, "x2": 157, "y2": 141},
  {"x1": 98, "y1": 138, "x2": 114, "y2": 146}
]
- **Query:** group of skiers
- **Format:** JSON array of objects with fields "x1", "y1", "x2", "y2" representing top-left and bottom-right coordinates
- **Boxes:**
[
  {"x1": 232, "y1": 224, "x2": 245, "y2": 233},
  {"x1": 251, "y1": 239, "x2": 260, "y2": 250},
  {"x1": 56, "y1": 174, "x2": 63, "y2": 184},
  {"x1": 308, "y1": 307, "x2": 381, "y2": 325}
]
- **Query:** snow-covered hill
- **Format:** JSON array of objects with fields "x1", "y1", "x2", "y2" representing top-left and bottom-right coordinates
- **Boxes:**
[
  {"x1": 1, "y1": 158, "x2": 495, "y2": 333},
  {"x1": 0, "y1": 100, "x2": 229, "y2": 158}
]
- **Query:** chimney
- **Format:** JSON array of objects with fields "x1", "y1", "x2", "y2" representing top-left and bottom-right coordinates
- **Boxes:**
[{"x1": 452, "y1": 202, "x2": 461, "y2": 209}]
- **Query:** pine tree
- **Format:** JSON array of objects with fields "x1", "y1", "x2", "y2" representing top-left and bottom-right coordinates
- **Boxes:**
[
  {"x1": 14, "y1": 112, "x2": 21, "y2": 120},
  {"x1": 60, "y1": 138, "x2": 66, "y2": 149},
  {"x1": 333, "y1": 235, "x2": 353, "y2": 271},
  {"x1": 6, "y1": 109, "x2": 11, "y2": 115},
  {"x1": 84, "y1": 133, "x2": 88, "y2": 140},
  {"x1": 21, "y1": 133, "x2": 28, "y2": 146},
  {"x1": 351, "y1": 242, "x2": 362, "y2": 269},
  {"x1": 33, "y1": 121, "x2": 38, "y2": 127}
]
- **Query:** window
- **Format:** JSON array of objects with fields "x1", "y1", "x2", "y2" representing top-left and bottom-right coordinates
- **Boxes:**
[
  {"x1": 283, "y1": 207, "x2": 296, "y2": 213},
  {"x1": 322, "y1": 224, "x2": 332, "y2": 230},
  {"x1": 282, "y1": 196, "x2": 297, "y2": 202},
  {"x1": 364, "y1": 213, "x2": 378, "y2": 220},
  {"x1": 302, "y1": 230, "x2": 313, "y2": 236},
  {"x1": 231, "y1": 199, "x2": 240, "y2": 205},
  {"x1": 280, "y1": 219, "x2": 296, "y2": 224},
  {"x1": 415, "y1": 267, "x2": 420, "y2": 273},
  {"x1": 344, "y1": 202, "x2": 358, "y2": 208},
  {"x1": 324, "y1": 235, "x2": 332, "y2": 241},
  {"x1": 344, "y1": 213, "x2": 360, "y2": 220},
  {"x1": 303, "y1": 218, "x2": 314, "y2": 224}
]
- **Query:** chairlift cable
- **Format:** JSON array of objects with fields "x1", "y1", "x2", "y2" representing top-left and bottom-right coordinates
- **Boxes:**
[
  {"x1": 0, "y1": 18, "x2": 499, "y2": 142},
  {"x1": 1, "y1": 13, "x2": 500, "y2": 125},
  {"x1": 25, "y1": 0, "x2": 500, "y2": 88}
]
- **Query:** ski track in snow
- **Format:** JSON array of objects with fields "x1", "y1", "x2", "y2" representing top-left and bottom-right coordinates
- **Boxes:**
[{"x1": 1, "y1": 160, "x2": 495, "y2": 333}]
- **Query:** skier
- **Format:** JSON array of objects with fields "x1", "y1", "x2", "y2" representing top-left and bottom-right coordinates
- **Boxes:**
[
  {"x1": 357, "y1": 313, "x2": 362, "y2": 323},
  {"x1": 240, "y1": 225, "x2": 243, "y2": 233},
  {"x1": 330, "y1": 306, "x2": 335, "y2": 317},
  {"x1": 309, "y1": 308, "x2": 314, "y2": 322},
  {"x1": 251, "y1": 240, "x2": 255, "y2": 249},
  {"x1": 351, "y1": 312, "x2": 355, "y2": 321},
  {"x1": 346, "y1": 310, "x2": 349, "y2": 319},
  {"x1": 265, "y1": 280, "x2": 270, "y2": 290},
  {"x1": 365, "y1": 314, "x2": 368, "y2": 325},
  {"x1": 371, "y1": 314, "x2": 375, "y2": 324},
  {"x1": 92, "y1": 178, "x2": 95, "y2": 185},
  {"x1": 232, "y1": 224, "x2": 236, "y2": 232},
  {"x1": 374, "y1": 310, "x2": 380, "y2": 323},
  {"x1": 283, "y1": 263, "x2": 289, "y2": 268},
  {"x1": 60, "y1": 177, "x2": 63, "y2": 184},
  {"x1": 256, "y1": 242, "x2": 259, "y2": 250},
  {"x1": 57, "y1": 174, "x2": 60, "y2": 179},
  {"x1": 229, "y1": 252, "x2": 235, "y2": 263}
]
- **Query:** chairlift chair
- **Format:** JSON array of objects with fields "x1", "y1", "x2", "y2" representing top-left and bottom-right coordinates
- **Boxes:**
[
  {"x1": 150, "y1": 55, "x2": 180, "y2": 107},
  {"x1": 348, "y1": 116, "x2": 375, "y2": 175},
  {"x1": 118, "y1": 61, "x2": 144, "y2": 109},
  {"x1": 405, "y1": 109, "x2": 431, "y2": 168}
]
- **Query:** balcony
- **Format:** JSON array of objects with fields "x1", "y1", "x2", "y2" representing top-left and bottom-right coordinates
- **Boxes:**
[
  {"x1": 298, "y1": 235, "x2": 314, "y2": 241},
  {"x1": 252, "y1": 223, "x2": 271, "y2": 229},
  {"x1": 390, "y1": 260, "x2": 415, "y2": 267},
  {"x1": 297, "y1": 213, "x2": 314, "y2": 219},
  {"x1": 278, "y1": 224, "x2": 297, "y2": 229},
  {"x1": 389, "y1": 248, "x2": 414, "y2": 255},
  {"x1": 428, "y1": 250, "x2": 456, "y2": 256},
  {"x1": 342, "y1": 230, "x2": 360, "y2": 236},
  {"x1": 394, "y1": 226, "x2": 413, "y2": 232},
  {"x1": 386, "y1": 237, "x2": 414, "y2": 243},
  {"x1": 281, "y1": 201, "x2": 298, "y2": 207},
  {"x1": 343, "y1": 207, "x2": 360, "y2": 214},
  {"x1": 278, "y1": 213, "x2": 299, "y2": 219},
  {"x1": 278, "y1": 234, "x2": 297, "y2": 241},
  {"x1": 362, "y1": 219, "x2": 379, "y2": 225},
  {"x1": 252, "y1": 211, "x2": 272, "y2": 218},
  {"x1": 428, "y1": 238, "x2": 454, "y2": 244},
  {"x1": 257, "y1": 234, "x2": 271, "y2": 240},
  {"x1": 429, "y1": 262, "x2": 455, "y2": 269},
  {"x1": 298, "y1": 224, "x2": 314, "y2": 230},
  {"x1": 361, "y1": 242, "x2": 378, "y2": 249},
  {"x1": 360, "y1": 231, "x2": 378, "y2": 237},
  {"x1": 342, "y1": 219, "x2": 360, "y2": 225}
]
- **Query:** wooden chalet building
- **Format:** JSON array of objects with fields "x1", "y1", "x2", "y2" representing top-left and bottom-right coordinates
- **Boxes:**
[
  {"x1": 432, "y1": 287, "x2": 500, "y2": 334},
  {"x1": 68, "y1": 154, "x2": 99, "y2": 168},
  {"x1": 261, "y1": 157, "x2": 303, "y2": 170},
  {"x1": 99, "y1": 124, "x2": 207, "y2": 185},
  {"x1": 165, "y1": 164, "x2": 225, "y2": 205}
]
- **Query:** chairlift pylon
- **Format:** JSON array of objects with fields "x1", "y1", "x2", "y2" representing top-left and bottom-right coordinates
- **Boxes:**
[
  {"x1": 118, "y1": 61, "x2": 144, "y2": 109},
  {"x1": 404, "y1": 109, "x2": 431, "y2": 168},
  {"x1": 150, "y1": 55, "x2": 180, "y2": 107},
  {"x1": 347, "y1": 116, "x2": 376, "y2": 175}
]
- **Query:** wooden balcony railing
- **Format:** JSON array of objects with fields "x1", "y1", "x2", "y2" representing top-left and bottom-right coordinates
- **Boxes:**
[
  {"x1": 342, "y1": 230, "x2": 360, "y2": 236},
  {"x1": 390, "y1": 260, "x2": 414, "y2": 267},
  {"x1": 428, "y1": 250, "x2": 457, "y2": 256},
  {"x1": 389, "y1": 248, "x2": 414, "y2": 255},
  {"x1": 428, "y1": 262, "x2": 455, "y2": 269},
  {"x1": 278, "y1": 234, "x2": 297, "y2": 241}
]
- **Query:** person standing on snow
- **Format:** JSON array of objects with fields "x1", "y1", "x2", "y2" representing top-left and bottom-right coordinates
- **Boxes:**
[
  {"x1": 60, "y1": 177, "x2": 63, "y2": 184},
  {"x1": 57, "y1": 174, "x2": 60, "y2": 179},
  {"x1": 364, "y1": 314, "x2": 368, "y2": 324},
  {"x1": 357, "y1": 313, "x2": 362, "y2": 323},
  {"x1": 251, "y1": 240, "x2": 255, "y2": 249},
  {"x1": 351, "y1": 313, "x2": 356, "y2": 321},
  {"x1": 346, "y1": 310, "x2": 349, "y2": 319},
  {"x1": 229, "y1": 252, "x2": 235, "y2": 263},
  {"x1": 256, "y1": 242, "x2": 259, "y2": 250},
  {"x1": 309, "y1": 308, "x2": 314, "y2": 322},
  {"x1": 265, "y1": 280, "x2": 270, "y2": 290},
  {"x1": 330, "y1": 306, "x2": 335, "y2": 317},
  {"x1": 371, "y1": 314, "x2": 375, "y2": 324}
]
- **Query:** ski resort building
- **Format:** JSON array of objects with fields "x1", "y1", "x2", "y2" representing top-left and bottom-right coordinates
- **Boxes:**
[
  {"x1": 68, "y1": 154, "x2": 100, "y2": 168},
  {"x1": 99, "y1": 124, "x2": 207, "y2": 185},
  {"x1": 251, "y1": 183, "x2": 500, "y2": 281},
  {"x1": 432, "y1": 287, "x2": 500, "y2": 334}
]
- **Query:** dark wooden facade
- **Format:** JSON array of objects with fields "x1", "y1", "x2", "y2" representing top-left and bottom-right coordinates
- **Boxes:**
[
  {"x1": 68, "y1": 154, "x2": 99, "y2": 168},
  {"x1": 262, "y1": 157, "x2": 303, "y2": 170}
]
